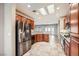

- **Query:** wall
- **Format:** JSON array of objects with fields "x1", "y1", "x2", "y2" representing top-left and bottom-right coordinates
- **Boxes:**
[
  {"x1": 0, "y1": 3, "x2": 4, "y2": 56},
  {"x1": 59, "y1": 18, "x2": 64, "y2": 32},
  {"x1": 4, "y1": 4, "x2": 16, "y2": 56},
  {"x1": 57, "y1": 18, "x2": 64, "y2": 42}
]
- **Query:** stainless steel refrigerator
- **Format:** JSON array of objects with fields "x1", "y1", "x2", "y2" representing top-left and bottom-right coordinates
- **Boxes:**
[{"x1": 16, "y1": 20, "x2": 31, "y2": 56}]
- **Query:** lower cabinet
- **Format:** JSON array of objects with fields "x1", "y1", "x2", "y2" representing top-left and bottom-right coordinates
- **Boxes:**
[
  {"x1": 32, "y1": 34, "x2": 49, "y2": 43},
  {"x1": 63, "y1": 35, "x2": 79, "y2": 56},
  {"x1": 36, "y1": 34, "x2": 43, "y2": 42},
  {"x1": 64, "y1": 40, "x2": 70, "y2": 56},
  {"x1": 70, "y1": 36, "x2": 79, "y2": 56},
  {"x1": 43, "y1": 34, "x2": 49, "y2": 42}
]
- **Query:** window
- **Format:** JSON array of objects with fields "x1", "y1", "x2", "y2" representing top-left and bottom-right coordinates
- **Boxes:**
[
  {"x1": 48, "y1": 27, "x2": 51, "y2": 31},
  {"x1": 51, "y1": 28, "x2": 54, "y2": 32},
  {"x1": 45, "y1": 27, "x2": 48, "y2": 32},
  {"x1": 34, "y1": 24, "x2": 57, "y2": 35}
]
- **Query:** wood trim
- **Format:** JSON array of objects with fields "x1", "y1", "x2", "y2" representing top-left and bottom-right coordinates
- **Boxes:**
[{"x1": 78, "y1": 4, "x2": 79, "y2": 34}]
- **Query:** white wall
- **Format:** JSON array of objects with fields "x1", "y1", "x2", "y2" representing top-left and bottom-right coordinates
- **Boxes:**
[
  {"x1": 0, "y1": 3, "x2": 4, "y2": 56},
  {"x1": 57, "y1": 18, "x2": 64, "y2": 42},
  {"x1": 59, "y1": 18, "x2": 64, "y2": 32},
  {"x1": 4, "y1": 4, "x2": 16, "y2": 56}
]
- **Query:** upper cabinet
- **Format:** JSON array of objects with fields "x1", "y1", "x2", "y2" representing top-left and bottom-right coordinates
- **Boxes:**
[
  {"x1": 28, "y1": 19, "x2": 34, "y2": 29},
  {"x1": 16, "y1": 14, "x2": 34, "y2": 30},
  {"x1": 64, "y1": 16, "x2": 70, "y2": 29},
  {"x1": 64, "y1": 16, "x2": 67, "y2": 29},
  {"x1": 16, "y1": 15, "x2": 22, "y2": 21},
  {"x1": 70, "y1": 3, "x2": 79, "y2": 34}
]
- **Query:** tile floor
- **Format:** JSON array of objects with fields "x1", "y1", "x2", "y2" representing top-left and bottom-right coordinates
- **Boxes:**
[{"x1": 23, "y1": 35, "x2": 65, "y2": 56}]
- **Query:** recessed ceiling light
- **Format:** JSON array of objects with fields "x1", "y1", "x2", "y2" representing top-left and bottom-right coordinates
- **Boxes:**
[
  {"x1": 39, "y1": 8, "x2": 47, "y2": 16},
  {"x1": 57, "y1": 7, "x2": 60, "y2": 10},
  {"x1": 47, "y1": 4, "x2": 54, "y2": 14},
  {"x1": 27, "y1": 5, "x2": 31, "y2": 8}
]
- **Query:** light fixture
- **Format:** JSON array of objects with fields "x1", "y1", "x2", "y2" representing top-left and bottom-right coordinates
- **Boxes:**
[
  {"x1": 39, "y1": 8, "x2": 47, "y2": 16},
  {"x1": 56, "y1": 7, "x2": 60, "y2": 10},
  {"x1": 27, "y1": 5, "x2": 31, "y2": 8},
  {"x1": 47, "y1": 4, "x2": 54, "y2": 14}
]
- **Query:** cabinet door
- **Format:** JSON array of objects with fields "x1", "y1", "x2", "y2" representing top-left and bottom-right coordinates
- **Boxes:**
[
  {"x1": 43, "y1": 34, "x2": 49, "y2": 42},
  {"x1": 64, "y1": 16, "x2": 68, "y2": 29},
  {"x1": 70, "y1": 4, "x2": 79, "y2": 33},
  {"x1": 64, "y1": 40, "x2": 70, "y2": 56},
  {"x1": 28, "y1": 19, "x2": 34, "y2": 29},
  {"x1": 16, "y1": 15, "x2": 22, "y2": 21},
  {"x1": 36, "y1": 34, "x2": 43, "y2": 42},
  {"x1": 70, "y1": 37, "x2": 79, "y2": 56},
  {"x1": 32, "y1": 21, "x2": 34, "y2": 29},
  {"x1": 31, "y1": 20, "x2": 34, "y2": 29}
]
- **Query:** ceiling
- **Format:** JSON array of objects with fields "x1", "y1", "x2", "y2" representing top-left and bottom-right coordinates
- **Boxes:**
[
  {"x1": 16, "y1": 3, "x2": 52, "y2": 12},
  {"x1": 16, "y1": 3, "x2": 70, "y2": 25}
]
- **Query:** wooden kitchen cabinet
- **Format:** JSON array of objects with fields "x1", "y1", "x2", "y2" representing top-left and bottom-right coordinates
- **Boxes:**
[
  {"x1": 63, "y1": 15, "x2": 70, "y2": 29},
  {"x1": 64, "y1": 39, "x2": 70, "y2": 56},
  {"x1": 30, "y1": 19, "x2": 34, "y2": 29},
  {"x1": 36, "y1": 34, "x2": 43, "y2": 42},
  {"x1": 27, "y1": 19, "x2": 34, "y2": 29},
  {"x1": 43, "y1": 34, "x2": 49, "y2": 42},
  {"x1": 70, "y1": 3, "x2": 79, "y2": 56},
  {"x1": 70, "y1": 3, "x2": 79, "y2": 34},
  {"x1": 16, "y1": 15, "x2": 34, "y2": 29},
  {"x1": 64, "y1": 16, "x2": 67, "y2": 29},
  {"x1": 32, "y1": 34, "x2": 49, "y2": 43},
  {"x1": 16, "y1": 15, "x2": 22, "y2": 21},
  {"x1": 70, "y1": 36, "x2": 79, "y2": 56}
]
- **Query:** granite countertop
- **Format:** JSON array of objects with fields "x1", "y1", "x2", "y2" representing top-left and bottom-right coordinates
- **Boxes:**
[
  {"x1": 31, "y1": 32, "x2": 49, "y2": 35},
  {"x1": 60, "y1": 33, "x2": 70, "y2": 43},
  {"x1": 23, "y1": 42, "x2": 65, "y2": 56}
]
